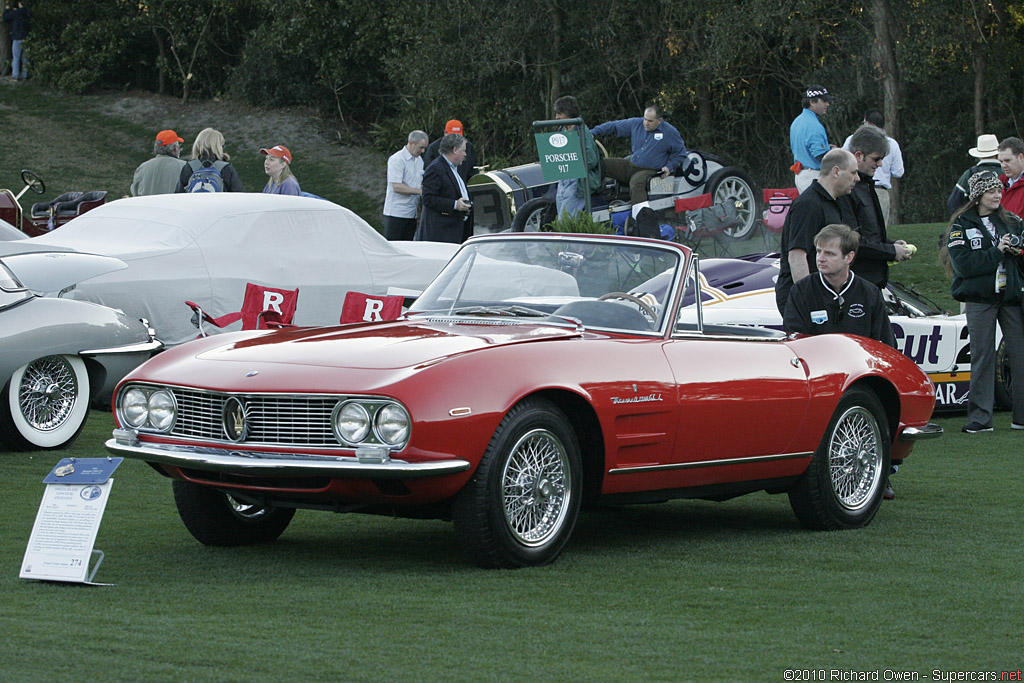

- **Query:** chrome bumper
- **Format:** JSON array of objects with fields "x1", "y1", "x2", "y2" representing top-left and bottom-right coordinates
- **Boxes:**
[
  {"x1": 898, "y1": 423, "x2": 944, "y2": 441},
  {"x1": 104, "y1": 432, "x2": 470, "y2": 479}
]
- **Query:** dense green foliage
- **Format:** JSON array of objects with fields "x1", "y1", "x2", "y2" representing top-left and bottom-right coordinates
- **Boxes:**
[{"x1": 15, "y1": 0, "x2": 1024, "y2": 223}]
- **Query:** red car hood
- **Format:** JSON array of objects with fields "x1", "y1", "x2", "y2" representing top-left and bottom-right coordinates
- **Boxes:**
[{"x1": 193, "y1": 318, "x2": 584, "y2": 370}]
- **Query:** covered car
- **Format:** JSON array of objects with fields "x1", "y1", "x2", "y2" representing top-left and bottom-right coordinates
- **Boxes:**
[
  {"x1": 105, "y1": 233, "x2": 939, "y2": 568},
  {"x1": 33, "y1": 194, "x2": 458, "y2": 346},
  {"x1": 1, "y1": 243, "x2": 161, "y2": 450}
]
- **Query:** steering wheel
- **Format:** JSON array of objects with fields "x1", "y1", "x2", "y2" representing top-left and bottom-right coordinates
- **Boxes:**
[
  {"x1": 598, "y1": 292, "x2": 657, "y2": 320},
  {"x1": 21, "y1": 169, "x2": 45, "y2": 195}
]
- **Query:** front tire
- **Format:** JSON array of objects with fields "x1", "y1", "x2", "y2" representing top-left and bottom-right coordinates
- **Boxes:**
[
  {"x1": 788, "y1": 388, "x2": 890, "y2": 530},
  {"x1": 706, "y1": 167, "x2": 759, "y2": 240},
  {"x1": 0, "y1": 355, "x2": 90, "y2": 450},
  {"x1": 452, "y1": 398, "x2": 581, "y2": 568},
  {"x1": 511, "y1": 197, "x2": 557, "y2": 232},
  {"x1": 172, "y1": 480, "x2": 296, "y2": 546}
]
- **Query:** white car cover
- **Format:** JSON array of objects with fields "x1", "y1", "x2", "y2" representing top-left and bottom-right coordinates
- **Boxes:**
[{"x1": 33, "y1": 194, "x2": 458, "y2": 346}]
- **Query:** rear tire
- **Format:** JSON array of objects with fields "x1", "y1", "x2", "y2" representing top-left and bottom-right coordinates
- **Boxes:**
[
  {"x1": 511, "y1": 197, "x2": 557, "y2": 232},
  {"x1": 172, "y1": 480, "x2": 295, "y2": 546},
  {"x1": 788, "y1": 388, "x2": 890, "y2": 530},
  {"x1": 706, "y1": 167, "x2": 759, "y2": 240}
]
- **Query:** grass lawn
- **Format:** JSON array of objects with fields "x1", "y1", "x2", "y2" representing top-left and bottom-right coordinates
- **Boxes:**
[{"x1": 1, "y1": 409, "x2": 1021, "y2": 680}]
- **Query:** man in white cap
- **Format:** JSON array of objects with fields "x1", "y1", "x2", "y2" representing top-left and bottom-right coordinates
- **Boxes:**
[
  {"x1": 790, "y1": 85, "x2": 834, "y2": 194},
  {"x1": 947, "y1": 134, "x2": 1002, "y2": 214},
  {"x1": 131, "y1": 130, "x2": 186, "y2": 196}
]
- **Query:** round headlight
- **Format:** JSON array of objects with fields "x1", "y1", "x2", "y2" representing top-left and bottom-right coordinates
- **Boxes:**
[
  {"x1": 121, "y1": 387, "x2": 149, "y2": 428},
  {"x1": 374, "y1": 403, "x2": 410, "y2": 446},
  {"x1": 147, "y1": 390, "x2": 176, "y2": 431},
  {"x1": 335, "y1": 402, "x2": 370, "y2": 444}
]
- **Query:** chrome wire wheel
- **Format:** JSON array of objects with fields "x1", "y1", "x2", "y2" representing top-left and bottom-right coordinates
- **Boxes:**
[
  {"x1": 501, "y1": 428, "x2": 572, "y2": 547},
  {"x1": 18, "y1": 355, "x2": 80, "y2": 432},
  {"x1": 827, "y1": 405, "x2": 883, "y2": 512}
]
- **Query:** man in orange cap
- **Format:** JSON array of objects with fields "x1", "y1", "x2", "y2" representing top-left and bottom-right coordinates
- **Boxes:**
[
  {"x1": 131, "y1": 130, "x2": 186, "y2": 196},
  {"x1": 422, "y1": 119, "x2": 478, "y2": 239},
  {"x1": 423, "y1": 119, "x2": 478, "y2": 184}
]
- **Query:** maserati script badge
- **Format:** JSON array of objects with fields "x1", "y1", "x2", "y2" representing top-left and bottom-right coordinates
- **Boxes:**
[{"x1": 222, "y1": 397, "x2": 248, "y2": 442}]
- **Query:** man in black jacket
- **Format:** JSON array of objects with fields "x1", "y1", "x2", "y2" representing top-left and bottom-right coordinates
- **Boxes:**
[
  {"x1": 775, "y1": 148, "x2": 859, "y2": 314},
  {"x1": 844, "y1": 124, "x2": 913, "y2": 288},
  {"x1": 416, "y1": 133, "x2": 472, "y2": 243}
]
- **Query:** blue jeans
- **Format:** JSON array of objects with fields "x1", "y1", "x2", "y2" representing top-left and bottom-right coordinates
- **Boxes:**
[
  {"x1": 11, "y1": 40, "x2": 26, "y2": 79},
  {"x1": 556, "y1": 179, "x2": 585, "y2": 217}
]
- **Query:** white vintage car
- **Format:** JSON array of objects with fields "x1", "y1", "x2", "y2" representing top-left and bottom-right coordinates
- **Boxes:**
[{"x1": 33, "y1": 194, "x2": 458, "y2": 347}]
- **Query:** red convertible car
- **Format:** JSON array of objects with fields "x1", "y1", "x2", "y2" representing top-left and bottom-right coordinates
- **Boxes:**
[{"x1": 106, "y1": 233, "x2": 940, "y2": 568}]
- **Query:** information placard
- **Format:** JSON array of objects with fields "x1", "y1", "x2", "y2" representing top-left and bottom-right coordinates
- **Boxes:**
[{"x1": 21, "y1": 458, "x2": 122, "y2": 585}]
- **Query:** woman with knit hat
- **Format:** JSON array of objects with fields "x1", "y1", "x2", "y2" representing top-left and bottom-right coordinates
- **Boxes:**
[
  {"x1": 260, "y1": 144, "x2": 301, "y2": 195},
  {"x1": 944, "y1": 170, "x2": 1024, "y2": 433}
]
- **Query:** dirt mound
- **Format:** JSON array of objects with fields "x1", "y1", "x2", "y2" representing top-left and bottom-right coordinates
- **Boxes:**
[{"x1": 97, "y1": 92, "x2": 385, "y2": 203}]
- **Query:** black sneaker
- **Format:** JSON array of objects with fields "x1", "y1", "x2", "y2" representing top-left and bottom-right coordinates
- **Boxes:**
[
  {"x1": 883, "y1": 480, "x2": 895, "y2": 500},
  {"x1": 962, "y1": 422, "x2": 994, "y2": 433}
]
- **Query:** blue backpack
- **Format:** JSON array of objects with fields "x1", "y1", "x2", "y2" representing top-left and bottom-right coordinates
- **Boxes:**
[{"x1": 185, "y1": 160, "x2": 228, "y2": 193}]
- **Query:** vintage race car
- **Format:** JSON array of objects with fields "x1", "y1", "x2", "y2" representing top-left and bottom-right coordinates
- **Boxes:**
[
  {"x1": 677, "y1": 254, "x2": 995, "y2": 412},
  {"x1": 33, "y1": 194, "x2": 459, "y2": 347},
  {"x1": 469, "y1": 149, "x2": 760, "y2": 239},
  {"x1": 105, "y1": 233, "x2": 939, "y2": 568},
  {"x1": 1, "y1": 243, "x2": 161, "y2": 450}
]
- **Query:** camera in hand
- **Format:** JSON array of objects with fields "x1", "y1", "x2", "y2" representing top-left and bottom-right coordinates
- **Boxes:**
[{"x1": 1007, "y1": 234, "x2": 1024, "y2": 249}]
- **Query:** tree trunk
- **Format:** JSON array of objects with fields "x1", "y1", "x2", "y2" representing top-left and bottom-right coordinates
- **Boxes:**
[
  {"x1": 545, "y1": 7, "x2": 561, "y2": 114},
  {"x1": 973, "y1": 46, "x2": 985, "y2": 135},
  {"x1": 871, "y1": 0, "x2": 903, "y2": 222},
  {"x1": 152, "y1": 26, "x2": 167, "y2": 95}
]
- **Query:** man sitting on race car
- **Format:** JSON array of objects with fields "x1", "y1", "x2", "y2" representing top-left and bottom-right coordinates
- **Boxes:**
[{"x1": 591, "y1": 104, "x2": 688, "y2": 204}]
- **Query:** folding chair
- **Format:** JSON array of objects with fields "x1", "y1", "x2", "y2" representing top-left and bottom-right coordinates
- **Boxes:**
[
  {"x1": 760, "y1": 188, "x2": 799, "y2": 251},
  {"x1": 186, "y1": 283, "x2": 299, "y2": 337},
  {"x1": 340, "y1": 291, "x2": 404, "y2": 323},
  {"x1": 673, "y1": 193, "x2": 741, "y2": 256}
]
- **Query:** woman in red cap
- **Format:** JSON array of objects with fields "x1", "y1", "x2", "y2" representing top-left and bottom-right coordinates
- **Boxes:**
[{"x1": 260, "y1": 145, "x2": 301, "y2": 195}]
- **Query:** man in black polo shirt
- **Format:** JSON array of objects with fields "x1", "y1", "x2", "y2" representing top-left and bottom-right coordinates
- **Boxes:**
[
  {"x1": 783, "y1": 224, "x2": 895, "y2": 346},
  {"x1": 775, "y1": 148, "x2": 859, "y2": 315},
  {"x1": 844, "y1": 124, "x2": 913, "y2": 288}
]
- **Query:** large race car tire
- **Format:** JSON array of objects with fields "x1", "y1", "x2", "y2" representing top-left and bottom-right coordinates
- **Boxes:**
[
  {"x1": 706, "y1": 166, "x2": 760, "y2": 241},
  {"x1": 995, "y1": 338, "x2": 1013, "y2": 409},
  {"x1": 788, "y1": 388, "x2": 890, "y2": 530},
  {"x1": 173, "y1": 480, "x2": 296, "y2": 546},
  {"x1": 452, "y1": 397, "x2": 582, "y2": 568},
  {"x1": 0, "y1": 355, "x2": 90, "y2": 451},
  {"x1": 511, "y1": 197, "x2": 558, "y2": 233}
]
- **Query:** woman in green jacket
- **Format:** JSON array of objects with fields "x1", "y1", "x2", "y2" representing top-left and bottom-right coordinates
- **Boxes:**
[{"x1": 945, "y1": 170, "x2": 1024, "y2": 433}]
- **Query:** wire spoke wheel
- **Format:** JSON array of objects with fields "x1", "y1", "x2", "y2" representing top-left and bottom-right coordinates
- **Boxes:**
[
  {"x1": 19, "y1": 355, "x2": 79, "y2": 432},
  {"x1": 2, "y1": 354, "x2": 90, "y2": 450},
  {"x1": 788, "y1": 388, "x2": 890, "y2": 530},
  {"x1": 501, "y1": 428, "x2": 571, "y2": 546},
  {"x1": 827, "y1": 405, "x2": 882, "y2": 512},
  {"x1": 452, "y1": 398, "x2": 581, "y2": 568}
]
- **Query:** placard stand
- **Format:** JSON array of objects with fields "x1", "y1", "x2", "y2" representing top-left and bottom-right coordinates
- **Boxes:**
[{"x1": 20, "y1": 457, "x2": 122, "y2": 586}]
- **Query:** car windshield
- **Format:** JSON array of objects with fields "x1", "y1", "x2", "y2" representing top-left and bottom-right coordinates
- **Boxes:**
[{"x1": 409, "y1": 236, "x2": 684, "y2": 334}]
